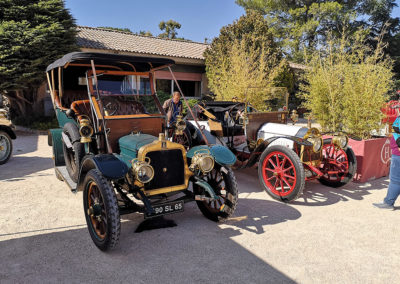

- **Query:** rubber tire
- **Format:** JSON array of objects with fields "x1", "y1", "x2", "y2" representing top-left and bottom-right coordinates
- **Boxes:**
[
  {"x1": 194, "y1": 166, "x2": 238, "y2": 222},
  {"x1": 172, "y1": 127, "x2": 192, "y2": 149},
  {"x1": 318, "y1": 138, "x2": 357, "y2": 188},
  {"x1": 258, "y1": 145, "x2": 305, "y2": 203},
  {"x1": 0, "y1": 130, "x2": 12, "y2": 165},
  {"x1": 62, "y1": 123, "x2": 84, "y2": 183},
  {"x1": 83, "y1": 169, "x2": 121, "y2": 251}
]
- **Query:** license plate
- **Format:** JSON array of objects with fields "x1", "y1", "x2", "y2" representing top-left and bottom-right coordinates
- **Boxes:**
[{"x1": 144, "y1": 200, "x2": 184, "y2": 219}]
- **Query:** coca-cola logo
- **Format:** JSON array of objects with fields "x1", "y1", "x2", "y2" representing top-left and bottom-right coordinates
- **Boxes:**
[{"x1": 381, "y1": 139, "x2": 391, "y2": 164}]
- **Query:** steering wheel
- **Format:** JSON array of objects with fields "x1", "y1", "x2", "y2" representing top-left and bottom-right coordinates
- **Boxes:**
[
  {"x1": 227, "y1": 102, "x2": 246, "y2": 124},
  {"x1": 104, "y1": 101, "x2": 118, "y2": 116}
]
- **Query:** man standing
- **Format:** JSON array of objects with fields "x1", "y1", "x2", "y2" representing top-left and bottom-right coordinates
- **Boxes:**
[{"x1": 163, "y1": 91, "x2": 183, "y2": 125}]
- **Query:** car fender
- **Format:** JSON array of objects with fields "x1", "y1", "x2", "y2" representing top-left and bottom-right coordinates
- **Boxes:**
[
  {"x1": 245, "y1": 136, "x2": 312, "y2": 168},
  {"x1": 76, "y1": 154, "x2": 129, "y2": 191},
  {"x1": 48, "y1": 128, "x2": 65, "y2": 166},
  {"x1": 187, "y1": 145, "x2": 236, "y2": 166},
  {"x1": 0, "y1": 125, "x2": 16, "y2": 139}
]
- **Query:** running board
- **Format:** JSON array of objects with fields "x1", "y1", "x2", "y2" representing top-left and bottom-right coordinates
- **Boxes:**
[{"x1": 55, "y1": 166, "x2": 77, "y2": 192}]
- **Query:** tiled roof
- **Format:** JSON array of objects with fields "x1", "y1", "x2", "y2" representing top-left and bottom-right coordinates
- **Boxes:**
[{"x1": 77, "y1": 26, "x2": 209, "y2": 60}]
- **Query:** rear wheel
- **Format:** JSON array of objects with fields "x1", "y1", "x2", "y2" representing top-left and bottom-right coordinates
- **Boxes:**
[
  {"x1": 0, "y1": 131, "x2": 12, "y2": 165},
  {"x1": 63, "y1": 123, "x2": 84, "y2": 182},
  {"x1": 83, "y1": 169, "x2": 120, "y2": 251},
  {"x1": 319, "y1": 139, "x2": 357, "y2": 188},
  {"x1": 194, "y1": 165, "x2": 238, "y2": 222},
  {"x1": 258, "y1": 145, "x2": 305, "y2": 202}
]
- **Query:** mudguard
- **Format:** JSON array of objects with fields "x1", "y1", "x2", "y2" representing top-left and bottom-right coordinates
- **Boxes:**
[
  {"x1": 76, "y1": 154, "x2": 129, "y2": 191},
  {"x1": 187, "y1": 145, "x2": 236, "y2": 166},
  {"x1": 48, "y1": 128, "x2": 65, "y2": 166},
  {"x1": 0, "y1": 125, "x2": 16, "y2": 139}
]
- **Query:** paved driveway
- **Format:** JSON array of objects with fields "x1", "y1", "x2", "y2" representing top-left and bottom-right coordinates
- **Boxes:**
[{"x1": 0, "y1": 134, "x2": 399, "y2": 283}]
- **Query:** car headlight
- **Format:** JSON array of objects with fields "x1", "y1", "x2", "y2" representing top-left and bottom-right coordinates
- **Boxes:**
[
  {"x1": 190, "y1": 151, "x2": 215, "y2": 174},
  {"x1": 307, "y1": 136, "x2": 322, "y2": 153},
  {"x1": 332, "y1": 135, "x2": 348, "y2": 149},
  {"x1": 79, "y1": 118, "x2": 93, "y2": 143},
  {"x1": 131, "y1": 158, "x2": 154, "y2": 184}
]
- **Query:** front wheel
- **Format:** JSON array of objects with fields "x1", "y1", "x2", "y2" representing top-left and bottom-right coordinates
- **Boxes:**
[
  {"x1": 258, "y1": 145, "x2": 305, "y2": 202},
  {"x1": 0, "y1": 131, "x2": 12, "y2": 165},
  {"x1": 194, "y1": 165, "x2": 238, "y2": 222},
  {"x1": 318, "y1": 139, "x2": 357, "y2": 188},
  {"x1": 83, "y1": 169, "x2": 121, "y2": 251}
]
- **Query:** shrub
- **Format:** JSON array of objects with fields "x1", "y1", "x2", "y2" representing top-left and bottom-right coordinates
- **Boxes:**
[{"x1": 300, "y1": 30, "x2": 394, "y2": 139}]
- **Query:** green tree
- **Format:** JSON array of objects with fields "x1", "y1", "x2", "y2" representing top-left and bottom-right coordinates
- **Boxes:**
[
  {"x1": 138, "y1": 30, "x2": 153, "y2": 36},
  {"x1": 158, "y1": 20, "x2": 181, "y2": 39},
  {"x1": 0, "y1": 0, "x2": 77, "y2": 117},
  {"x1": 97, "y1": 26, "x2": 133, "y2": 33},
  {"x1": 236, "y1": 0, "x2": 399, "y2": 63},
  {"x1": 301, "y1": 30, "x2": 394, "y2": 138},
  {"x1": 204, "y1": 11, "x2": 294, "y2": 110}
]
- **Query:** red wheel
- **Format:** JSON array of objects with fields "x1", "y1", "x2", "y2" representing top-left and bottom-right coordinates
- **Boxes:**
[
  {"x1": 258, "y1": 145, "x2": 305, "y2": 202},
  {"x1": 319, "y1": 139, "x2": 357, "y2": 188}
]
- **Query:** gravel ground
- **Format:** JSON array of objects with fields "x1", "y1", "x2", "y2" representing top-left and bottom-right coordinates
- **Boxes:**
[{"x1": 0, "y1": 133, "x2": 399, "y2": 284}]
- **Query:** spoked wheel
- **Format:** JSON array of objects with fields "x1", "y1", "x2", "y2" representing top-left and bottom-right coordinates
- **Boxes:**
[
  {"x1": 258, "y1": 145, "x2": 305, "y2": 202},
  {"x1": 193, "y1": 165, "x2": 238, "y2": 222},
  {"x1": 83, "y1": 169, "x2": 120, "y2": 251},
  {"x1": 319, "y1": 139, "x2": 357, "y2": 188},
  {"x1": 172, "y1": 128, "x2": 192, "y2": 149},
  {"x1": 0, "y1": 131, "x2": 12, "y2": 165},
  {"x1": 63, "y1": 123, "x2": 84, "y2": 182}
]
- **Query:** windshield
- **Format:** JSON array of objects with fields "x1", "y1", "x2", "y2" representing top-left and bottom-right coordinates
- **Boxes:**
[{"x1": 91, "y1": 74, "x2": 162, "y2": 115}]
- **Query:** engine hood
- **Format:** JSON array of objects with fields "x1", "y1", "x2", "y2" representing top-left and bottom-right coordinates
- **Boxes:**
[
  {"x1": 257, "y1": 123, "x2": 309, "y2": 148},
  {"x1": 117, "y1": 133, "x2": 158, "y2": 167},
  {"x1": 257, "y1": 123, "x2": 309, "y2": 138}
]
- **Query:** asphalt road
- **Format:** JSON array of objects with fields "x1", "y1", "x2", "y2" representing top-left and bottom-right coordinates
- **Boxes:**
[{"x1": 0, "y1": 133, "x2": 399, "y2": 283}]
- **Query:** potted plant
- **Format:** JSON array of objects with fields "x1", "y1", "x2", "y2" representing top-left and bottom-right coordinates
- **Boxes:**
[{"x1": 301, "y1": 30, "x2": 394, "y2": 183}]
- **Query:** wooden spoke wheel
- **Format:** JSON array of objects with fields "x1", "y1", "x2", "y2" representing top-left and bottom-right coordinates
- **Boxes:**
[
  {"x1": 258, "y1": 145, "x2": 305, "y2": 202},
  {"x1": 194, "y1": 165, "x2": 238, "y2": 221},
  {"x1": 83, "y1": 169, "x2": 120, "y2": 251},
  {"x1": 319, "y1": 139, "x2": 357, "y2": 188}
]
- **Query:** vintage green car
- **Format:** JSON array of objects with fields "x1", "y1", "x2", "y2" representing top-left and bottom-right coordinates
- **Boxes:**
[
  {"x1": 46, "y1": 52, "x2": 238, "y2": 250},
  {"x1": 0, "y1": 107, "x2": 16, "y2": 165}
]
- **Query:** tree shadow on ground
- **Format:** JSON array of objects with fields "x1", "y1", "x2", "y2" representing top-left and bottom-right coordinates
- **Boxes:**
[
  {"x1": 234, "y1": 167, "x2": 390, "y2": 207},
  {"x1": 0, "y1": 202, "x2": 298, "y2": 283},
  {"x1": 0, "y1": 156, "x2": 53, "y2": 181}
]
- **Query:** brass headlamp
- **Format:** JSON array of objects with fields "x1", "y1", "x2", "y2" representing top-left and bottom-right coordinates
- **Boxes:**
[
  {"x1": 307, "y1": 136, "x2": 323, "y2": 153},
  {"x1": 175, "y1": 115, "x2": 186, "y2": 135},
  {"x1": 305, "y1": 128, "x2": 322, "y2": 153},
  {"x1": 79, "y1": 118, "x2": 93, "y2": 143},
  {"x1": 189, "y1": 150, "x2": 215, "y2": 174},
  {"x1": 332, "y1": 134, "x2": 348, "y2": 149},
  {"x1": 131, "y1": 157, "x2": 154, "y2": 184}
]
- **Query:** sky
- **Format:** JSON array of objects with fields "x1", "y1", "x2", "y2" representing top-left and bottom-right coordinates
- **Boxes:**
[
  {"x1": 64, "y1": 0, "x2": 400, "y2": 43},
  {"x1": 64, "y1": 0, "x2": 245, "y2": 43}
]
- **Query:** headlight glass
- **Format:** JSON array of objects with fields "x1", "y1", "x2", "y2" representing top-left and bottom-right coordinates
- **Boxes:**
[
  {"x1": 333, "y1": 135, "x2": 348, "y2": 149},
  {"x1": 190, "y1": 151, "x2": 215, "y2": 174},
  {"x1": 131, "y1": 159, "x2": 154, "y2": 183},
  {"x1": 307, "y1": 137, "x2": 322, "y2": 153},
  {"x1": 199, "y1": 155, "x2": 214, "y2": 173},
  {"x1": 80, "y1": 125, "x2": 92, "y2": 137}
]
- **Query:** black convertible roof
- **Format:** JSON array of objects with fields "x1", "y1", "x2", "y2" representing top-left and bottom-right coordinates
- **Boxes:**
[{"x1": 46, "y1": 52, "x2": 175, "y2": 72}]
